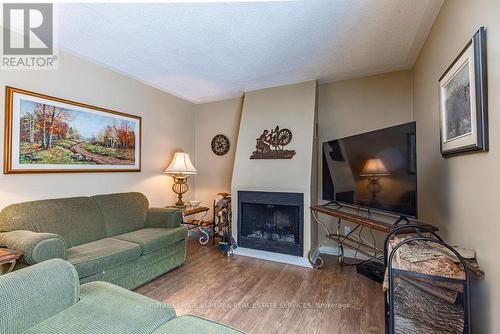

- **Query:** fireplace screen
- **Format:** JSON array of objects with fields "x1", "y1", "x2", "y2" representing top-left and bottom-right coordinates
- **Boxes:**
[
  {"x1": 241, "y1": 203, "x2": 299, "y2": 245},
  {"x1": 238, "y1": 191, "x2": 303, "y2": 256}
]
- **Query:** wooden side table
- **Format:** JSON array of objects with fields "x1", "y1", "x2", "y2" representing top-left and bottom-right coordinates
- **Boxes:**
[
  {"x1": 0, "y1": 248, "x2": 23, "y2": 275},
  {"x1": 168, "y1": 206, "x2": 212, "y2": 245}
]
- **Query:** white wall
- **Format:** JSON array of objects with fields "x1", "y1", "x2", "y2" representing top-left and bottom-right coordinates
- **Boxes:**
[
  {"x1": 231, "y1": 81, "x2": 317, "y2": 257},
  {"x1": 0, "y1": 50, "x2": 196, "y2": 209},
  {"x1": 317, "y1": 71, "x2": 414, "y2": 249},
  {"x1": 412, "y1": 0, "x2": 500, "y2": 332},
  {"x1": 194, "y1": 97, "x2": 242, "y2": 218}
]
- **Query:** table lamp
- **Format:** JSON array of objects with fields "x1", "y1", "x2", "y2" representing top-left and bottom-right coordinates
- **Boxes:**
[
  {"x1": 359, "y1": 158, "x2": 390, "y2": 202},
  {"x1": 165, "y1": 152, "x2": 197, "y2": 207}
]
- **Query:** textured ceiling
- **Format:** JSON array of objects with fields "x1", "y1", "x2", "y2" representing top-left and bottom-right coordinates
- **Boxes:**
[{"x1": 56, "y1": 0, "x2": 443, "y2": 103}]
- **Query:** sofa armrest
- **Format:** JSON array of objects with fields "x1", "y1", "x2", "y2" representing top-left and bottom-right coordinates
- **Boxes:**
[
  {"x1": 146, "y1": 208, "x2": 183, "y2": 229},
  {"x1": 0, "y1": 230, "x2": 66, "y2": 265},
  {"x1": 0, "y1": 259, "x2": 80, "y2": 333}
]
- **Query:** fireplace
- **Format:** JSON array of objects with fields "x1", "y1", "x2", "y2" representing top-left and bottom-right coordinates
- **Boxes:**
[{"x1": 238, "y1": 191, "x2": 303, "y2": 256}]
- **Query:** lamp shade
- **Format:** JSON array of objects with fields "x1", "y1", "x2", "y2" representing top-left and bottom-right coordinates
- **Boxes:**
[
  {"x1": 164, "y1": 152, "x2": 197, "y2": 175},
  {"x1": 359, "y1": 158, "x2": 389, "y2": 176}
]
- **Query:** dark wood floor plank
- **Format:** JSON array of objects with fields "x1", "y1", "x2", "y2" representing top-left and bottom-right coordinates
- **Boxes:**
[{"x1": 135, "y1": 239, "x2": 385, "y2": 333}]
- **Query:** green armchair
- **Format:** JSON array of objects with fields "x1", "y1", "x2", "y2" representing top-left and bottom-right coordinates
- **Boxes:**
[
  {"x1": 0, "y1": 259, "x2": 80, "y2": 333},
  {"x1": 0, "y1": 259, "x2": 245, "y2": 334}
]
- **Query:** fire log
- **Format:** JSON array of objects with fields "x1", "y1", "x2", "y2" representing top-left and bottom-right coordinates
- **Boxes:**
[{"x1": 393, "y1": 278, "x2": 464, "y2": 334}]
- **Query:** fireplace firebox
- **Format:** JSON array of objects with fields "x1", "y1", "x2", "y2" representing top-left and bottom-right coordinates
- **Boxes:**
[{"x1": 238, "y1": 191, "x2": 303, "y2": 256}]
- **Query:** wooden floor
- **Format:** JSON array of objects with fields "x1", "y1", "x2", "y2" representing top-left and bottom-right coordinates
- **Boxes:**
[{"x1": 135, "y1": 238, "x2": 385, "y2": 334}]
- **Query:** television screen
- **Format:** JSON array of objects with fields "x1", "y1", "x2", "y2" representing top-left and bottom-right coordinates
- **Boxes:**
[{"x1": 322, "y1": 122, "x2": 417, "y2": 217}]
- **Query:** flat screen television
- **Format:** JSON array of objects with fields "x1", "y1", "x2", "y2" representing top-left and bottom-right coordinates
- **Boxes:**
[{"x1": 322, "y1": 122, "x2": 417, "y2": 218}]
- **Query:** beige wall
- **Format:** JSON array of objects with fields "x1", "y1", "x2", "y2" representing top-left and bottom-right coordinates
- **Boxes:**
[
  {"x1": 413, "y1": 0, "x2": 500, "y2": 332},
  {"x1": 318, "y1": 71, "x2": 413, "y2": 143},
  {"x1": 231, "y1": 81, "x2": 317, "y2": 257},
  {"x1": 317, "y1": 71, "x2": 414, "y2": 250},
  {"x1": 0, "y1": 50, "x2": 196, "y2": 209},
  {"x1": 194, "y1": 97, "x2": 243, "y2": 218},
  {"x1": 194, "y1": 73, "x2": 414, "y2": 255}
]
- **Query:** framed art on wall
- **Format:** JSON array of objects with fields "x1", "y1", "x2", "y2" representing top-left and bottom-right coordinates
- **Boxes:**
[
  {"x1": 438, "y1": 27, "x2": 488, "y2": 157},
  {"x1": 4, "y1": 86, "x2": 141, "y2": 173}
]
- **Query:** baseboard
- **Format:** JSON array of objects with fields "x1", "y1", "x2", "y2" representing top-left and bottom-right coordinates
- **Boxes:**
[
  {"x1": 319, "y1": 245, "x2": 370, "y2": 261},
  {"x1": 232, "y1": 246, "x2": 370, "y2": 268},
  {"x1": 233, "y1": 247, "x2": 313, "y2": 268}
]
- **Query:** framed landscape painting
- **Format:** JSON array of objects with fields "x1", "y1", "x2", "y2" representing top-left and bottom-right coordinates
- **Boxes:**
[
  {"x1": 4, "y1": 86, "x2": 141, "y2": 173},
  {"x1": 438, "y1": 27, "x2": 488, "y2": 157}
]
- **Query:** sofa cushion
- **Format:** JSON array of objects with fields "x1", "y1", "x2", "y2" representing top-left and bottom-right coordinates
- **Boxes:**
[
  {"x1": 79, "y1": 240, "x2": 186, "y2": 290},
  {"x1": 24, "y1": 281, "x2": 176, "y2": 334},
  {"x1": 67, "y1": 238, "x2": 141, "y2": 277},
  {"x1": 92, "y1": 192, "x2": 149, "y2": 237},
  {"x1": 113, "y1": 227, "x2": 188, "y2": 255},
  {"x1": 0, "y1": 197, "x2": 106, "y2": 247},
  {"x1": 152, "y1": 315, "x2": 245, "y2": 334}
]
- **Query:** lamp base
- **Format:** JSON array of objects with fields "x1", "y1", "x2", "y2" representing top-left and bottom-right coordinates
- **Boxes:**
[
  {"x1": 171, "y1": 174, "x2": 189, "y2": 208},
  {"x1": 174, "y1": 201, "x2": 186, "y2": 208},
  {"x1": 367, "y1": 176, "x2": 381, "y2": 202}
]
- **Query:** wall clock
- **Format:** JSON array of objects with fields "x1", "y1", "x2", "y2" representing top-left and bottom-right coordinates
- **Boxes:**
[{"x1": 211, "y1": 134, "x2": 230, "y2": 156}]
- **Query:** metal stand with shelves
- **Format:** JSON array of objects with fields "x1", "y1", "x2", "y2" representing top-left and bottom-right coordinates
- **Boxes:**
[
  {"x1": 309, "y1": 203, "x2": 438, "y2": 268},
  {"x1": 212, "y1": 193, "x2": 233, "y2": 254}
]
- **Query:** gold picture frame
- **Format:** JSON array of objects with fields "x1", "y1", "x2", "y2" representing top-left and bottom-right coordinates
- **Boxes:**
[{"x1": 4, "y1": 86, "x2": 142, "y2": 173}]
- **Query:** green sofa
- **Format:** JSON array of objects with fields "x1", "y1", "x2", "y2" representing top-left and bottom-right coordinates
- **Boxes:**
[
  {"x1": 0, "y1": 192, "x2": 187, "y2": 289},
  {"x1": 0, "y1": 259, "x2": 244, "y2": 334}
]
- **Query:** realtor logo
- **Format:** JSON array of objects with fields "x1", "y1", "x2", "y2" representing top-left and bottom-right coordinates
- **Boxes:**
[{"x1": 1, "y1": 3, "x2": 57, "y2": 69}]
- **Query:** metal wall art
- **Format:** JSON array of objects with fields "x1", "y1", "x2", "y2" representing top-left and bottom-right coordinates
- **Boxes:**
[{"x1": 250, "y1": 126, "x2": 295, "y2": 159}]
